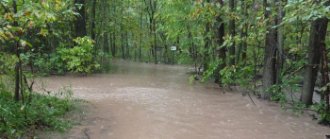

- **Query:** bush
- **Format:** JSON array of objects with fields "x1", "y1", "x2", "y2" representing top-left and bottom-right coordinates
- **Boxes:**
[
  {"x1": 218, "y1": 64, "x2": 254, "y2": 87},
  {"x1": 57, "y1": 37, "x2": 101, "y2": 74},
  {"x1": 20, "y1": 37, "x2": 104, "y2": 75},
  {"x1": 311, "y1": 102, "x2": 330, "y2": 125},
  {"x1": 0, "y1": 87, "x2": 74, "y2": 138}
]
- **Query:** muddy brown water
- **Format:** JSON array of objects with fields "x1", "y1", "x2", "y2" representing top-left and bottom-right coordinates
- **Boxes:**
[{"x1": 37, "y1": 60, "x2": 329, "y2": 139}]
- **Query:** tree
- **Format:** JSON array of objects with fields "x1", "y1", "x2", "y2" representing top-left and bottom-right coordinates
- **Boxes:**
[
  {"x1": 301, "y1": 17, "x2": 328, "y2": 105},
  {"x1": 228, "y1": 0, "x2": 236, "y2": 66},
  {"x1": 144, "y1": 0, "x2": 158, "y2": 64},
  {"x1": 320, "y1": 35, "x2": 330, "y2": 111},
  {"x1": 13, "y1": 0, "x2": 21, "y2": 101},
  {"x1": 237, "y1": 0, "x2": 249, "y2": 64},
  {"x1": 214, "y1": 0, "x2": 226, "y2": 84},
  {"x1": 74, "y1": 0, "x2": 87, "y2": 37},
  {"x1": 262, "y1": 0, "x2": 279, "y2": 99},
  {"x1": 201, "y1": 0, "x2": 213, "y2": 71},
  {"x1": 90, "y1": 0, "x2": 97, "y2": 40}
]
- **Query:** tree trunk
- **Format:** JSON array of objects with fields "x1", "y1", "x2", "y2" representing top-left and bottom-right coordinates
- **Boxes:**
[
  {"x1": 262, "y1": 0, "x2": 278, "y2": 99},
  {"x1": 139, "y1": 11, "x2": 143, "y2": 61},
  {"x1": 126, "y1": 31, "x2": 130, "y2": 59},
  {"x1": 111, "y1": 33, "x2": 117, "y2": 57},
  {"x1": 104, "y1": 33, "x2": 110, "y2": 53},
  {"x1": 301, "y1": 17, "x2": 328, "y2": 105},
  {"x1": 228, "y1": 0, "x2": 236, "y2": 65},
  {"x1": 111, "y1": 0, "x2": 117, "y2": 57},
  {"x1": 121, "y1": 32, "x2": 126, "y2": 59},
  {"x1": 153, "y1": 19, "x2": 157, "y2": 63},
  {"x1": 202, "y1": 0, "x2": 211, "y2": 70},
  {"x1": 276, "y1": 0, "x2": 285, "y2": 87},
  {"x1": 320, "y1": 38, "x2": 330, "y2": 111},
  {"x1": 91, "y1": 0, "x2": 97, "y2": 40},
  {"x1": 203, "y1": 22, "x2": 211, "y2": 70},
  {"x1": 13, "y1": 0, "x2": 20, "y2": 101},
  {"x1": 74, "y1": 0, "x2": 87, "y2": 37},
  {"x1": 238, "y1": 0, "x2": 248, "y2": 64},
  {"x1": 144, "y1": 0, "x2": 157, "y2": 63},
  {"x1": 214, "y1": 0, "x2": 226, "y2": 84}
]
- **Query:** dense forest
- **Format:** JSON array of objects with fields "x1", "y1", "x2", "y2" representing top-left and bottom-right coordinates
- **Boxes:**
[{"x1": 0, "y1": 0, "x2": 330, "y2": 138}]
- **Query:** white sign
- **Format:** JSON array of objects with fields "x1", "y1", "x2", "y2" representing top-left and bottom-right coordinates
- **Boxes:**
[{"x1": 170, "y1": 46, "x2": 177, "y2": 51}]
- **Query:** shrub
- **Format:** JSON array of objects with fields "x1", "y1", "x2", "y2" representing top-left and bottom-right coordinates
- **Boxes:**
[
  {"x1": 311, "y1": 102, "x2": 330, "y2": 125},
  {"x1": 56, "y1": 37, "x2": 101, "y2": 74}
]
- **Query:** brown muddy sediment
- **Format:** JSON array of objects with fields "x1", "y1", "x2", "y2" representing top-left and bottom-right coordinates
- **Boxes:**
[{"x1": 37, "y1": 60, "x2": 329, "y2": 139}]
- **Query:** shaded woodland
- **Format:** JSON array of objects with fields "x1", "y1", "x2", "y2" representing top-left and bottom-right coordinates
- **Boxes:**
[{"x1": 0, "y1": 0, "x2": 330, "y2": 137}]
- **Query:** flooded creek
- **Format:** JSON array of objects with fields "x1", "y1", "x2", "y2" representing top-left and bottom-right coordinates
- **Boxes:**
[{"x1": 37, "y1": 61, "x2": 329, "y2": 139}]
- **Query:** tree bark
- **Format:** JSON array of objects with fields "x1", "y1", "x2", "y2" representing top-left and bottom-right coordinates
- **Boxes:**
[
  {"x1": 203, "y1": 22, "x2": 211, "y2": 70},
  {"x1": 111, "y1": 1, "x2": 117, "y2": 57},
  {"x1": 276, "y1": 0, "x2": 285, "y2": 88},
  {"x1": 239, "y1": 0, "x2": 248, "y2": 64},
  {"x1": 262, "y1": 0, "x2": 278, "y2": 99},
  {"x1": 202, "y1": 0, "x2": 212, "y2": 70},
  {"x1": 301, "y1": 17, "x2": 328, "y2": 105},
  {"x1": 74, "y1": 0, "x2": 87, "y2": 37},
  {"x1": 144, "y1": 0, "x2": 157, "y2": 63},
  {"x1": 214, "y1": 0, "x2": 226, "y2": 84},
  {"x1": 320, "y1": 38, "x2": 330, "y2": 111},
  {"x1": 13, "y1": 0, "x2": 20, "y2": 101},
  {"x1": 228, "y1": 0, "x2": 236, "y2": 65},
  {"x1": 91, "y1": 0, "x2": 97, "y2": 40}
]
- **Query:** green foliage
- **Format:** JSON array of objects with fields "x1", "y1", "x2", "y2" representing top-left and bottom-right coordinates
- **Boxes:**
[
  {"x1": 219, "y1": 64, "x2": 254, "y2": 88},
  {"x1": 291, "y1": 101, "x2": 307, "y2": 116},
  {"x1": 0, "y1": 0, "x2": 86, "y2": 76},
  {"x1": 0, "y1": 87, "x2": 74, "y2": 138},
  {"x1": 219, "y1": 66, "x2": 236, "y2": 86},
  {"x1": 283, "y1": 0, "x2": 330, "y2": 24},
  {"x1": 265, "y1": 73, "x2": 306, "y2": 115},
  {"x1": 268, "y1": 75, "x2": 301, "y2": 103},
  {"x1": 0, "y1": 0, "x2": 97, "y2": 137},
  {"x1": 57, "y1": 37, "x2": 101, "y2": 74},
  {"x1": 311, "y1": 102, "x2": 330, "y2": 124},
  {"x1": 268, "y1": 82, "x2": 307, "y2": 116},
  {"x1": 202, "y1": 61, "x2": 219, "y2": 82},
  {"x1": 0, "y1": 53, "x2": 17, "y2": 75},
  {"x1": 267, "y1": 85, "x2": 287, "y2": 106}
]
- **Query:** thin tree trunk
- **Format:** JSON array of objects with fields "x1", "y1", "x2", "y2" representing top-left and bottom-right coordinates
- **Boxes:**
[
  {"x1": 111, "y1": 0, "x2": 117, "y2": 57},
  {"x1": 214, "y1": 0, "x2": 226, "y2": 84},
  {"x1": 203, "y1": 22, "x2": 211, "y2": 70},
  {"x1": 91, "y1": 0, "x2": 96, "y2": 40},
  {"x1": 111, "y1": 33, "x2": 116, "y2": 57},
  {"x1": 104, "y1": 33, "x2": 110, "y2": 53},
  {"x1": 13, "y1": 0, "x2": 20, "y2": 101},
  {"x1": 320, "y1": 40, "x2": 330, "y2": 111},
  {"x1": 144, "y1": 0, "x2": 157, "y2": 63},
  {"x1": 139, "y1": 11, "x2": 143, "y2": 61},
  {"x1": 74, "y1": 0, "x2": 87, "y2": 37},
  {"x1": 276, "y1": 0, "x2": 285, "y2": 87},
  {"x1": 126, "y1": 32, "x2": 130, "y2": 59},
  {"x1": 121, "y1": 33, "x2": 125, "y2": 59},
  {"x1": 240, "y1": 0, "x2": 248, "y2": 64},
  {"x1": 228, "y1": 0, "x2": 236, "y2": 65}
]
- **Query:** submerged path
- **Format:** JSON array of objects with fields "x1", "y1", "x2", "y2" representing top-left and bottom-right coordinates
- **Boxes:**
[{"x1": 38, "y1": 61, "x2": 329, "y2": 139}]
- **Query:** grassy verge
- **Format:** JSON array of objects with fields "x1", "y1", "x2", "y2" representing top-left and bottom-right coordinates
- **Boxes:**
[{"x1": 0, "y1": 87, "x2": 74, "y2": 138}]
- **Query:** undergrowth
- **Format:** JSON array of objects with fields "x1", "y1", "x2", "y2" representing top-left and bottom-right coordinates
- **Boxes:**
[{"x1": 0, "y1": 87, "x2": 74, "y2": 138}]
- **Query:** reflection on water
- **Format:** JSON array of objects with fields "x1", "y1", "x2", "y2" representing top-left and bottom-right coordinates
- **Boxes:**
[{"x1": 37, "y1": 60, "x2": 329, "y2": 139}]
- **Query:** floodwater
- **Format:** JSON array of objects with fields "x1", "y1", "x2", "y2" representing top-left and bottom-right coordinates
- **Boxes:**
[{"x1": 37, "y1": 60, "x2": 329, "y2": 139}]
